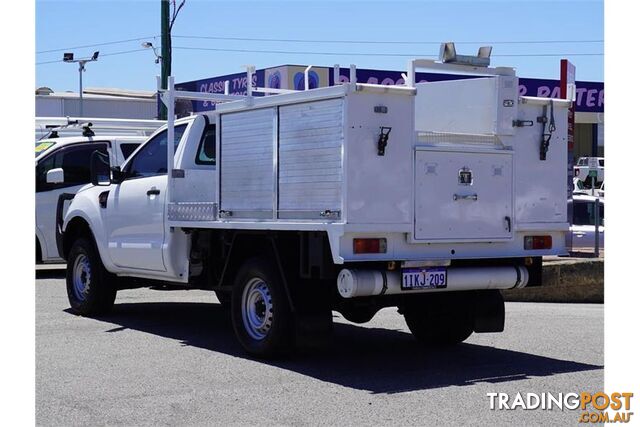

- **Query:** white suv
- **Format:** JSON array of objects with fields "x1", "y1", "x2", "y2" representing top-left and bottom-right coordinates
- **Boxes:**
[{"x1": 36, "y1": 136, "x2": 145, "y2": 263}]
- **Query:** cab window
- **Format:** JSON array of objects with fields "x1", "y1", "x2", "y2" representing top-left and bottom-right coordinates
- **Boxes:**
[
  {"x1": 36, "y1": 154, "x2": 59, "y2": 192},
  {"x1": 120, "y1": 143, "x2": 141, "y2": 160},
  {"x1": 195, "y1": 124, "x2": 216, "y2": 165},
  {"x1": 126, "y1": 125, "x2": 187, "y2": 178},
  {"x1": 36, "y1": 143, "x2": 108, "y2": 192}
]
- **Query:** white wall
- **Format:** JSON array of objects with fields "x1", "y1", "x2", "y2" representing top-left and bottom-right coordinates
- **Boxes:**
[{"x1": 36, "y1": 95, "x2": 157, "y2": 119}]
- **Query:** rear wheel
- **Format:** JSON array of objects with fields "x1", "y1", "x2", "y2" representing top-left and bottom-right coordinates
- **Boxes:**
[
  {"x1": 66, "y1": 238, "x2": 117, "y2": 316},
  {"x1": 231, "y1": 258, "x2": 294, "y2": 358},
  {"x1": 214, "y1": 290, "x2": 231, "y2": 309},
  {"x1": 403, "y1": 297, "x2": 473, "y2": 346}
]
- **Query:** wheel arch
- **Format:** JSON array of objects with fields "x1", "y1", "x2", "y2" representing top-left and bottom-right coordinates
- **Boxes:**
[
  {"x1": 217, "y1": 231, "x2": 297, "y2": 311},
  {"x1": 62, "y1": 216, "x2": 97, "y2": 260},
  {"x1": 214, "y1": 230, "x2": 335, "y2": 314}
]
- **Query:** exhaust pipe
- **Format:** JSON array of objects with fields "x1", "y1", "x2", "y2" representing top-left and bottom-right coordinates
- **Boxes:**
[{"x1": 337, "y1": 266, "x2": 529, "y2": 299}]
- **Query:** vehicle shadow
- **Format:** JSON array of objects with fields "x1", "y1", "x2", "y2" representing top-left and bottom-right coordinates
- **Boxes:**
[{"x1": 71, "y1": 301, "x2": 603, "y2": 394}]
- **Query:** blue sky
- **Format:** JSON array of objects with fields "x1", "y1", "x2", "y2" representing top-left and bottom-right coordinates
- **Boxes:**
[{"x1": 36, "y1": 0, "x2": 604, "y2": 92}]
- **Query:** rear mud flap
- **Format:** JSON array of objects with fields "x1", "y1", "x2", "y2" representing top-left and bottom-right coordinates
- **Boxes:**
[
  {"x1": 473, "y1": 290, "x2": 505, "y2": 333},
  {"x1": 295, "y1": 311, "x2": 333, "y2": 351}
]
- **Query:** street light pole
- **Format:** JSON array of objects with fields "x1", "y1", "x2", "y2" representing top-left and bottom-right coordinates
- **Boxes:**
[
  {"x1": 63, "y1": 51, "x2": 99, "y2": 118},
  {"x1": 78, "y1": 62, "x2": 84, "y2": 117}
]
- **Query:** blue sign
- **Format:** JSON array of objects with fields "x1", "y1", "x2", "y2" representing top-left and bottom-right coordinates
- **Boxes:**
[
  {"x1": 177, "y1": 65, "x2": 603, "y2": 114},
  {"x1": 328, "y1": 67, "x2": 603, "y2": 113},
  {"x1": 176, "y1": 70, "x2": 266, "y2": 112}
]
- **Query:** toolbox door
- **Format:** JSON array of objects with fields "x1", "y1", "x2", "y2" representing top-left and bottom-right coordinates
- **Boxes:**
[{"x1": 413, "y1": 149, "x2": 513, "y2": 241}]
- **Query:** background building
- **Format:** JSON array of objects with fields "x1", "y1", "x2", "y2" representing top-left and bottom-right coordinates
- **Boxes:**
[{"x1": 35, "y1": 87, "x2": 157, "y2": 120}]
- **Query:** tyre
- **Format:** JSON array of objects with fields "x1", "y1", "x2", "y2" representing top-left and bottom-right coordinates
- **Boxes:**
[
  {"x1": 66, "y1": 237, "x2": 117, "y2": 316},
  {"x1": 214, "y1": 290, "x2": 231, "y2": 309},
  {"x1": 231, "y1": 257, "x2": 294, "y2": 358},
  {"x1": 403, "y1": 298, "x2": 473, "y2": 346}
]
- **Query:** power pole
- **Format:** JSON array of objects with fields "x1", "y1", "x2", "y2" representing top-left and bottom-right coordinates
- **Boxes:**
[{"x1": 160, "y1": 0, "x2": 171, "y2": 119}]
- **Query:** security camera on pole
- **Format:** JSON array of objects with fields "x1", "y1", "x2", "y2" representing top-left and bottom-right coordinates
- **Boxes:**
[{"x1": 63, "y1": 51, "x2": 99, "y2": 118}]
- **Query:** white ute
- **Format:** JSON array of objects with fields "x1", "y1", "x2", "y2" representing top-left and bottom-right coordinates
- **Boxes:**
[
  {"x1": 60, "y1": 50, "x2": 571, "y2": 357},
  {"x1": 36, "y1": 118, "x2": 164, "y2": 263}
]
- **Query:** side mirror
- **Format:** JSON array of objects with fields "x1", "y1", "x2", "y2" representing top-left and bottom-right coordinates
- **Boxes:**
[
  {"x1": 46, "y1": 168, "x2": 64, "y2": 184},
  {"x1": 111, "y1": 166, "x2": 124, "y2": 184},
  {"x1": 90, "y1": 150, "x2": 111, "y2": 186}
]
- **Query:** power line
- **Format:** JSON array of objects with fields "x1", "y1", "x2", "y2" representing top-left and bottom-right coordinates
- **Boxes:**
[
  {"x1": 36, "y1": 36, "x2": 158, "y2": 54},
  {"x1": 173, "y1": 34, "x2": 604, "y2": 45},
  {"x1": 36, "y1": 35, "x2": 604, "y2": 55},
  {"x1": 35, "y1": 44, "x2": 603, "y2": 66},
  {"x1": 36, "y1": 48, "x2": 149, "y2": 65},
  {"x1": 173, "y1": 46, "x2": 603, "y2": 58},
  {"x1": 35, "y1": 35, "x2": 604, "y2": 57}
]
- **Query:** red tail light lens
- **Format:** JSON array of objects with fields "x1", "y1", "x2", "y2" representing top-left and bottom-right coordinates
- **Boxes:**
[
  {"x1": 353, "y1": 238, "x2": 387, "y2": 254},
  {"x1": 524, "y1": 235, "x2": 552, "y2": 250}
]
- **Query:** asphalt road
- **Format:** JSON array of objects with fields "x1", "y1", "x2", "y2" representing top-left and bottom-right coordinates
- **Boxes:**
[{"x1": 36, "y1": 267, "x2": 603, "y2": 426}]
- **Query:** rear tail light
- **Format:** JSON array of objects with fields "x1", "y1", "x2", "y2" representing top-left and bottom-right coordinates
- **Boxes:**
[
  {"x1": 353, "y1": 238, "x2": 387, "y2": 254},
  {"x1": 574, "y1": 168, "x2": 579, "y2": 177},
  {"x1": 524, "y1": 235, "x2": 552, "y2": 250}
]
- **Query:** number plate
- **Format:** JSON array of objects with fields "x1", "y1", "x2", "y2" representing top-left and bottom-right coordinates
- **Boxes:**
[{"x1": 401, "y1": 267, "x2": 447, "y2": 290}]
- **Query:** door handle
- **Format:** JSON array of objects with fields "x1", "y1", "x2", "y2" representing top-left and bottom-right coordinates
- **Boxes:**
[
  {"x1": 147, "y1": 188, "x2": 160, "y2": 196},
  {"x1": 453, "y1": 193, "x2": 478, "y2": 201}
]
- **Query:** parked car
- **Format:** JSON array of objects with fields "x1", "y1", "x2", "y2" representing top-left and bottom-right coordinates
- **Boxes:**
[
  {"x1": 36, "y1": 135, "x2": 145, "y2": 263},
  {"x1": 568, "y1": 195, "x2": 604, "y2": 252},
  {"x1": 574, "y1": 157, "x2": 604, "y2": 185},
  {"x1": 573, "y1": 177, "x2": 589, "y2": 195}
]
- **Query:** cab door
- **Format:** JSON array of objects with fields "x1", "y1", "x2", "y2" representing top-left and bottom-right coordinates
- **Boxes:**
[{"x1": 105, "y1": 125, "x2": 187, "y2": 271}]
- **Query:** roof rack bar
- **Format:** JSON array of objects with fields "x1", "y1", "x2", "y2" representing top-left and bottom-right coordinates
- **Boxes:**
[
  {"x1": 36, "y1": 116, "x2": 165, "y2": 132},
  {"x1": 246, "y1": 65, "x2": 255, "y2": 99},
  {"x1": 167, "y1": 76, "x2": 176, "y2": 210},
  {"x1": 304, "y1": 65, "x2": 313, "y2": 91},
  {"x1": 349, "y1": 64, "x2": 357, "y2": 85},
  {"x1": 252, "y1": 87, "x2": 298, "y2": 95},
  {"x1": 171, "y1": 90, "x2": 245, "y2": 102}
]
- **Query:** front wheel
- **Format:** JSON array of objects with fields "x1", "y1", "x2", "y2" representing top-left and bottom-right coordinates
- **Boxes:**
[
  {"x1": 231, "y1": 258, "x2": 294, "y2": 358},
  {"x1": 66, "y1": 237, "x2": 117, "y2": 316}
]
